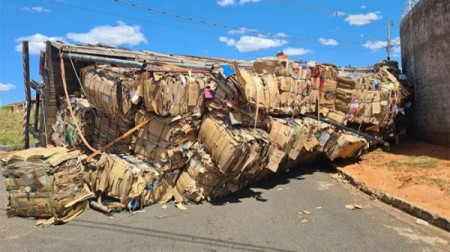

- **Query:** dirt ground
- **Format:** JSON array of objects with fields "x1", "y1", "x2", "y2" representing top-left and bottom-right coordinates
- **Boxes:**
[{"x1": 336, "y1": 138, "x2": 450, "y2": 219}]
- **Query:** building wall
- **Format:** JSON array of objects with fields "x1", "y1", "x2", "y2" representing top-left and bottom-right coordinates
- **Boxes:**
[{"x1": 400, "y1": 0, "x2": 450, "y2": 146}]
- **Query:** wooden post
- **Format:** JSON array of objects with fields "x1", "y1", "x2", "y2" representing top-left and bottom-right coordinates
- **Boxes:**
[{"x1": 22, "y1": 41, "x2": 31, "y2": 149}]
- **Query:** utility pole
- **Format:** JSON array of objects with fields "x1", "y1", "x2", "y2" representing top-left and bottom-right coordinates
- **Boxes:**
[{"x1": 386, "y1": 19, "x2": 393, "y2": 61}]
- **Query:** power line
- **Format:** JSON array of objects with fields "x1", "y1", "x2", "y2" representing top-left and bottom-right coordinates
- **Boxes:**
[
  {"x1": 39, "y1": 0, "x2": 372, "y2": 47},
  {"x1": 111, "y1": 0, "x2": 233, "y2": 30},
  {"x1": 110, "y1": 0, "x2": 369, "y2": 45},
  {"x1": 38, "y1": 0, "x2": 223, "y2": 36}
]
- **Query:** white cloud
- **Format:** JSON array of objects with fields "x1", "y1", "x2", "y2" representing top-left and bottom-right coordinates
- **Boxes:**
[
  {"x1": 282, "y1": 47, "x2": 312, "y2": 56},
  {"x1": 361, "y1": 5, "x2": 367, "y2": 9},
  {"x1": 220, "y1": 35, "x2": 287, "y2": 52},
  {"x1": 219, "y1": 36, "x2": 236, "y2": 46},
  {"x1": 15, "y1": 33, "x2": 63, "y2": 55},
  {"x1": 228, "y1": 27, "x2": 257, "y2": 35},
  {"x1": 217, "y1": 0, "x2": 235, "y2": 6},
  {"x1": 363, "y1": 37, "x2": 401, "y2": 57},
  {"x1": 363, "y1": 40, "x2": 386, "y2": 50},
  {"x1": 21, "y1": 6, "x2": 51, "y2": 13},
  {"x1": 319, "y1": 37, "x2": 339, "y2": 46},
  {"x1": 332, "y1": 11, "x2": 347, "y2": 17},
  {"x1": 66, "y1": 21, "x2": 147, "y2": 46},
  {"x1": 0, "y1": 83, "x2": 16, "y2": 92},
  {"x1": 217, "y1": 0, "x2": 261, "y2": 7},
  {"x1": 239, "y1": 0, "x2": 261, "y2": 5},
  {"x1": 274, "y1": 32, "x2": 287, "y2": 38},
  {"x1": 345, "y1": 12, "x2": 382, "y2": 26}
]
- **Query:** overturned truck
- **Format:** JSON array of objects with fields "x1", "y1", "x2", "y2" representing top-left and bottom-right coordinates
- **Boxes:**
[{"x1": 1, "y1": 41, "x2": 410, "y2": 225}]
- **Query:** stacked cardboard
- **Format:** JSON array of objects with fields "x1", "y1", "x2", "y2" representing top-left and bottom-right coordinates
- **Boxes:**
[
  {"x1": 141, "y1": 71, "x2": 210, "y2": 117},
  {"x1": 92, "y1": 111, "x2": 134, "y2": 154},
  {"x1": 132, "y1": 110, "x2": 201, "y2": 172},
  {"x1": 86, "y1": 153, "x2": 177, "y2": 210},
  {"x1": 175, "y1": 144, "x2": 229, "y2": 202},
  {"x1": 328, "y1": 67, "x2": 409, "y2": 135},
  {"x1": 81, "y1": 65, "x2": 141, "y2": 117},
  {"x1": 198, "y1": 112, "x2": 278, "y2": 194},
  {"x1": 1, "y1": 147, "x2": 93, "y2": 224},
  {"x1": 268, "y1": 116, "x2": 368, "y2": 166},
  {"x1": 204, "y1": 74, "x2": 270, "y2": 129},
  {"x1": 5, "y1": 44, "x2": 411, "y2": 225},
  {"x1": 276, "y1": 76, "x2": 311, "y2": 115}
]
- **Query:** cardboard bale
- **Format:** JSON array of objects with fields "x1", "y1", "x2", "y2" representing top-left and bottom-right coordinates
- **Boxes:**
[
  {"x1": 325, "y1": 133, "x2": 367, "y2": 161},
  {"x1": 198, "y1": 113, "x2": 276, "y2": 193},
  {"x1": 141, "y1": 71, "x2": 210, "y2": 117},
  {"x1": 205, "y1": 75, "x2": 270, "y2": 129},
  {"x1": 252, "y1": 58, "x2": 278, "y2": 75},
  {"x1": 92, "y1": 111, "x2": 134, "y2": 154},
  {"x1": 176, "y1": 145, "x2": 229, "y2": 202},
  {"x1": 81, "y1": 65, "x2": 141, "y2": 117},
  {"x1": 276, "y1": 76, "x2": 311, "y2": 115},
  {"x1": 1, "y1": 147, "x2": 93, "y2": 224},
  {"x1": 87, "y1": 153, "x2": 170, "y2": 208},
  {"x1": 132, "y1": 111, "x2": 200, "y2": 172},
  {"x1": 237, "y1": 69, "x2": 281, "y2": 114},
  {"x1": 330, "y1": 68, "x2": 407, "y2": 133}
]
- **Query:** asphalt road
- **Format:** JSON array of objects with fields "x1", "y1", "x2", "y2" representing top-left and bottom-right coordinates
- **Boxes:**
[{"x1": 1, "y1": 161, "x2": 449, "y2": 252}]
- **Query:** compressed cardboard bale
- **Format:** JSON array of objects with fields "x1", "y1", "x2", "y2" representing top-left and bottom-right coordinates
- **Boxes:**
[
  {"x1": 87, "y1": 153, "x2": 165, "y2": 208},
  {"x1": 269, "y1": 118, "x2": 299, "y2": 157},
  {"x1": 237, "y1": 69, "x2": 281, "y2": 114},
  {"x1": 253, "y1": 56, "x2": 298, "y2": 77},
  {"x1": 133, "y1": 111, "x2": 199, "y2": 172},
  {"x1": 141, "y1": 71, "x2": 211, "y2": 117},
  {"x1": 252, "y1": 58, "x2": 278, "y2": 74},
  {"x1": 176, "y1": 146, "x2": 229, "y2": 202},
  {"x1": 198, "y1": 113, "x2": 277, "y2": 193},
  {"x1": 1, "y1": 147, "x2": 93, "y2": 224},
  {"x1": 269, "y1": 118, "x2": 329, "y2": 164},
  {"x1": 273, "y1": 76, "x2": 311, "y2": 115},
  {"x1": 319, "y1": 79, "x2": 337, "y2": 107},
  {"x1": 336, "y1": 75, "x2": 364, "y2": 90},
  {"x1": 325, "y1": 133, "x2": 367, "y2": 161},
  {"x1": 81, "y1": 65, "x2": 141, "y2": 117},
  {"x1": 92, "y1": 111, "x2": 134, "y2": 154},
  {"x1": 325, "y1": 111, "x2": 346, "y2": 124},
  {"x1": 51, "y1": 97, "x2": 95, "y2": 149},
  {"x1": 205, "y1": 75, "x2": 270, "y2": 129}
]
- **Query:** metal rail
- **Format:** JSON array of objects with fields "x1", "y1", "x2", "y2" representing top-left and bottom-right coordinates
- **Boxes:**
[
  {"x1": 62, "y1": 52, "x2": 251, "y2": 71},
  {"x1": 303, "y1": 114, "x2": 390, "y2": 148}
]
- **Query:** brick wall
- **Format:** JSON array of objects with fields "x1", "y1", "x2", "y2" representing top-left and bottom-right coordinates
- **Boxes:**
[{"x1": 400, "y1": 0, "x2": 450, "y2": 146}]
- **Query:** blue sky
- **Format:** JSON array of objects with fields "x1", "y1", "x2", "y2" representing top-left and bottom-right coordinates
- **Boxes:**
[{"x1": 0, "y1": 0, "x2": 408, "y2": 105}]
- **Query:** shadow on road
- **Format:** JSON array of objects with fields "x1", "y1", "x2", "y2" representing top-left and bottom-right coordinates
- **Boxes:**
[
  {"x1": 70, "y1": 219, "x2": 297, "y2": 252},
  {"x1": 210, "y1": 160, "x2": 335, "y2": 205}
]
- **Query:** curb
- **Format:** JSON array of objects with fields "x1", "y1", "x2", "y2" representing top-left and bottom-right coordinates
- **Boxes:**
[{"x1": 335, "y1": 167, "x2": 450, "y2": 232}]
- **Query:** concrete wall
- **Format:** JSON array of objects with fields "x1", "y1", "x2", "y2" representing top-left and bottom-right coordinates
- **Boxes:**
[{"x1": 400, "y1": 0, "x2": 450, "y2": 146}]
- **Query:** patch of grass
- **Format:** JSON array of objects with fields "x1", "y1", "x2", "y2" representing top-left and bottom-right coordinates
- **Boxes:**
[
  {"x1": 388, "y1": 156, "x2": 438, "y2": 168},
  {"x1": 0, "y1": 108, "x2": 24, "y2": 146},
  {"x1": 0, "y1": 107, "x2": 37, "y2": 146}
]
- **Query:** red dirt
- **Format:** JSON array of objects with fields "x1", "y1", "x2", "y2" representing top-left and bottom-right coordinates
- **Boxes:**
[{"x1": 337, "y1": 138, "x2": 450, "y2": 219}]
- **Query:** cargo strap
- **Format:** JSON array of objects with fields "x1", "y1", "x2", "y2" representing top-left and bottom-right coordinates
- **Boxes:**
[
  {"x1": 5, "y1": 161, "x2": 19, "y2": 209},
  {"x1": 250, "y1": 76, "x2": 259, "y2": 129},
  {"x1": 84, "y1": 117, "x2": 151, "y2": 162},
  {"x1": 67, "y1": 47, "x2": 88, "y2": 98},
  {"x1": 43, "y1": 169, "x2": 53, "y2": 214},
  {"x1": 22, "y1": 158, "x2": 37, "y2": 215},
  {"x1": 60, "y1": 52, "x2": 99, "y2": 154}
]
